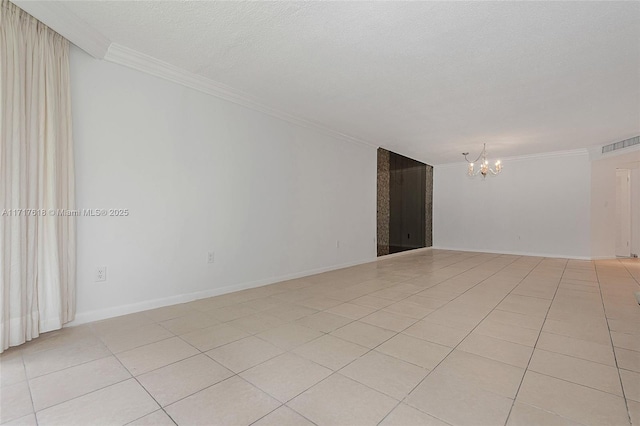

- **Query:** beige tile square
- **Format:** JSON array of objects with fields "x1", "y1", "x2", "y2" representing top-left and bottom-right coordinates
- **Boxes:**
[
  {"x1": 252, "y1": 406, "x2": 314, "y2": 426},
  {"x1": 403, "y1": 320, "x2": 469, "y2": 347},
  {"x1": 91, "y1": 313, "x2": 154, "y2": 337},
  {"x1": 256, "y1": 323, "x2": 323, "y2": 351},
  {"x1": 159, "y1": 311, "x2": 221, "y2": 335},
  {"x1": 209, "y1": 304, "x2": 258, "y2": 322},
  {"x1": 370, "y1": 288, "x2": 413, "y2": 301},
  {"x1": 616, "y1": 347, "x2": 640, "y2": 373},
  {"x1": 424, "y1": 309, "x2": 482, "y2": 331},
  {"x1": 416, "y1": 289, "x2": 458, "y2": 301},
  {"x1": 36, "y1": 379, "x2": 158, "y2": 426},
  {"x1": 0, "y1": 380, "x2": 33, "y2": 424},
  {"x1": 351, "y1": 295, "x2": 395, "y2": 309},
  {"x1": 621, "y1": 368, "x2": 640, "y2": 402},
  {"x1": 517, "y1": 370, "x2": 629, "y2": 425},
  {"x1": 206, "y1": 336, "x2": 284, "y2": 373},
  {"x1": 100, "y1": 323, "x2": 174, "y2": 353},
  {"x1": 403, "y1": 295, "x2": 449, "y2": 309},
  {"x1": 145, "y1": 304, "x2": 193, "y2": 322},
  {"x1": 474, "y1": 320, "x2": 539, "y2": 347},
  {"x1": 23, "y1": 342, "x2": 111, "y2": 379},
  {"x1": 536, "y1": 331, "x2": 616, "y2": 366},
  {"x1": 438, "y1": 350, "x2": 525, "y2": 398},
  {"x1": 507, "y1": 402, "x2": 582, "y2": 425},
  {"x1": 296, "y1": 296, "x2": 342, "y2": 311},
  {"x1": 330, "y1": 321, "x2": 395, "y2": 349},
  {"x1": 294, "y1": 311, "x2": 352, "y2": 333},
  {"x1": 29, "y1": 356, "x2": 130, "y2": 411},
  {"x1": 457, "y1": 333, "x2": 533, "y2": 368},
  {"x1": 116, "y1": 337, "x2": 199, "y2": 376},
  {"x1": 0, "y1": 351, "x2": 26, "y2": 387},
  {"x1": 240, "y1": 297, "x2": 286, "y2": 312},
  {"x1": 265, "y1": 304, "x2": 317, "y2": 322},
  {"x1": 326, "y1": 303, "x2": 376, "y2": 320},
  {"x1": 497, "y1": 295, "x2": 550, "y2": 317},
  {"x1": 180, "y1": 323, "x2": 249, "y2": 351},
  {"x1": 293, "y1": 335, "x2": 368, "y2": 370},
  {"x1": 289, "y1": 374, "x2": 398, "y2": 425},
  {"x1": 341, "y1": 351, "x2": 428, "y2": 399},
  {"x1": 529, "y1": 349, "x2": 622, "y2": 396},
  {"x1": 383, "y1": 300, "x2": 434, "y2": 319},
  {"x1": 361, "y1": 310, "x2": 416, "y2": 332},
  {"x1": 611, "y1": 331, "x2": 640, "y2": 352},
  {"x1": 128, "y1": 410, "x2": 176, "y2": 425},
  {"x1": 608, "y1": 319, "x2": 640, "y2": 334},
  {"x1": 405, "y1": 367, "x2": 514, "y2": 426},
  {"x1": 165, "y1": 376, "x2": 279, "y2": 425},
  {"x1": 240, "y1": 353, "x2": 331, "y2": 402},
  {"x1": 486, "y1": 309, "x2": 545, "y2": 331},
  {"x1": 21, "y1": 326, "x2": 102, "y2": 356},
  {"x1": 542, "y1": 319, "x2": 611, "y2": 345},
  {"x1": 227, "y1": 313, "x2": 286, "y2": 334},
  {"x1": 377, "y1": 334, "x2": 451, "y2": 369},
  {"x1": 2, "y1": 413, "x2": 38, "y2": 426},
  {"x1": 380, "y1": 404, "x2": 450, "y2": 426},
  {"x1": 137, "y1": 354, "x2": 232, "y2": 406}
]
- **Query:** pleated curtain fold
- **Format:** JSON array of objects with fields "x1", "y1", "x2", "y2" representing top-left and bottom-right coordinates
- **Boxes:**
[{"x1": 0, "y1": 0, "x2": 76, "y2": 353}]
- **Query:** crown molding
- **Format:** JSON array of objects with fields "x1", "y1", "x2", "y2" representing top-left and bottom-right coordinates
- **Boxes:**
[
  {"x1": 434, "y1": 148, "x2": 589, "y2": 168},
  {"x1": 104, "y1": 43, "x2": 377, "y2": 150},
  {"x1": 11, "y1": 0, "x2": 377, "y2": 150},
  {"x1": 11, "y1": 0, "x2": 110, "y2": 59}
]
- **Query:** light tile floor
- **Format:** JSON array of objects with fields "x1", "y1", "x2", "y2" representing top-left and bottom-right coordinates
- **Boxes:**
[{"x1": 1, "y1": 250, "x2": 639, "y2": 426}]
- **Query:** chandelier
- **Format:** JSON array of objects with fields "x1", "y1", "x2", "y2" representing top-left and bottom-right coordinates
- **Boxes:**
[{"x1": 462, "y1": 143, "x2": 502, "y2": 178}]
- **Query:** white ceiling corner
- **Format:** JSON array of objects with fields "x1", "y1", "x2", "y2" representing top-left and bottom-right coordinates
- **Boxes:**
[
  {"x1": 14, "y1": 1, "x2": 640, "y2": 164},
  {"x1": 11, "y1": 0, "x2": 110, "y2": 59}
]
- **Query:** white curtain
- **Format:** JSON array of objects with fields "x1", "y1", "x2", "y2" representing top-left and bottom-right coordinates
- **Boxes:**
[{"x1": 0, "y1": 0, "x2": 75, "y2": 353}]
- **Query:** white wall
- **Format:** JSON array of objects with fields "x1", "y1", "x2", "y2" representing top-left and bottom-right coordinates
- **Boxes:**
[
  {"x1": 70, "y1": 47, "x2": 377, "y2": 324},
  {"x1": 433, "y1": 151, "x2": 591, "y2": 259},
  {"x1": 591, "y1": 148, "x2": 640, "y2": 259},
  {"x1": 632, "y1": 168, "x2": 640, "y2": 257}
]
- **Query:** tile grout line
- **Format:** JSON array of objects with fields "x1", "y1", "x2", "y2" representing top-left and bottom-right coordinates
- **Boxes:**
[
  {"x1": 502, "y1": 257, "x2": 569, "y2": 426},
  {"x1": 244, "y1": 251, "x2": 496, "y2": 419},
  {"x1": 239, "y1": 252, "x2": 504, "y2": 423},
  {"x1": 594, "y1": 259, "x2": 634, "y2": 426},
  {"x1": 3, "y1": 252, "x2": 513, "y2": 424},
  {"x1": 374, "y1": 254, "x2": 540, "y2": 425},
  {"x1": 105, "y1": 252, "x2": 480, "y2": 423},
  {"x1": 110, "y1": 253, "x2": 473, "y2": 424},
  {"x1": 15, "y1": 252, "x2": 628, "y2": 426}
]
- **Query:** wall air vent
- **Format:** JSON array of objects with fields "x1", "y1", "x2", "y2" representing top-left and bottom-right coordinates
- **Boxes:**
[{"x1": 602, "y1": 136, "x2": 640, "y2": 154}]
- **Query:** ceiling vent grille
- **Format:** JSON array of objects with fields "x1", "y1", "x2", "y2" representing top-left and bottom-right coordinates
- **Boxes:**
[{"x1": 602, "y1": 136, "x2": 640, "y2": 154}]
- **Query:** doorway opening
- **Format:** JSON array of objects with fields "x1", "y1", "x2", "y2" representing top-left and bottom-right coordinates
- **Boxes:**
[{"x1": 615, "y1": 166, "x2": 639, "y2": 258}]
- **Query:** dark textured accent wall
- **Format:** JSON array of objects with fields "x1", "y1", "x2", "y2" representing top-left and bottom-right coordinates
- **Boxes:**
[
  {"x1": 377, "y1": 148, "x2": 390, "y2": 256},
  {"x1": 425, "y1": 165, "x2": 433, "y2": 247},
  {"x1": 377, "y1": 148, "x2": 433, "y2": 257}
]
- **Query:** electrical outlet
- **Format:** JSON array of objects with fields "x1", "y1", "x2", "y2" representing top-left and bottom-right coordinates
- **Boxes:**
[
  {"x1": 336, "y1": 240, "x2": 340, "y2": 248},
  {"x1": 95, "y1": 266, "x2": 106, "y2": 282},
  {"x1": 207, "y1": 251, "x2": 215, "y2": 264}
]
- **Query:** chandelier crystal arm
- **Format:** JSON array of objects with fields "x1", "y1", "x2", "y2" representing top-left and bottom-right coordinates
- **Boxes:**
[
  {"x1": 462, "y1": 146, "x2": 485, "y2": 165},
  {"x1": 461, "y1": 143, "x2": 502, "y2": 179}
]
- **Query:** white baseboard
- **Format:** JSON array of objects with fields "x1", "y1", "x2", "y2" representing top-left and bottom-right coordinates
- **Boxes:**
[
  {"x1": 68, "y1": 247, "x2": 435, "y2": 327},
  {"x1": 431, "y1": 246, "x2": 593, "y2": 260}
]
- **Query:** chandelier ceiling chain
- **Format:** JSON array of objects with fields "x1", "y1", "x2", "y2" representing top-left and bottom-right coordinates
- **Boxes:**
[{"x1": 462, "y1": 143, "x2": 502, "y2": 178}]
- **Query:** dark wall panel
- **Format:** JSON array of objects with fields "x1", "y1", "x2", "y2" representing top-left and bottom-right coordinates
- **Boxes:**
[
  {"x1": 389, "y1": 152, "x2": 426, "y2": 253},
  {"x1": 377, "y1": 149, "x2": 433, "y2": 256}
]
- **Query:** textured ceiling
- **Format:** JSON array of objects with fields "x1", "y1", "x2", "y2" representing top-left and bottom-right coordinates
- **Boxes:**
[{"x1": 58, "y1": 1, "x2": 639, "y2": 164}]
